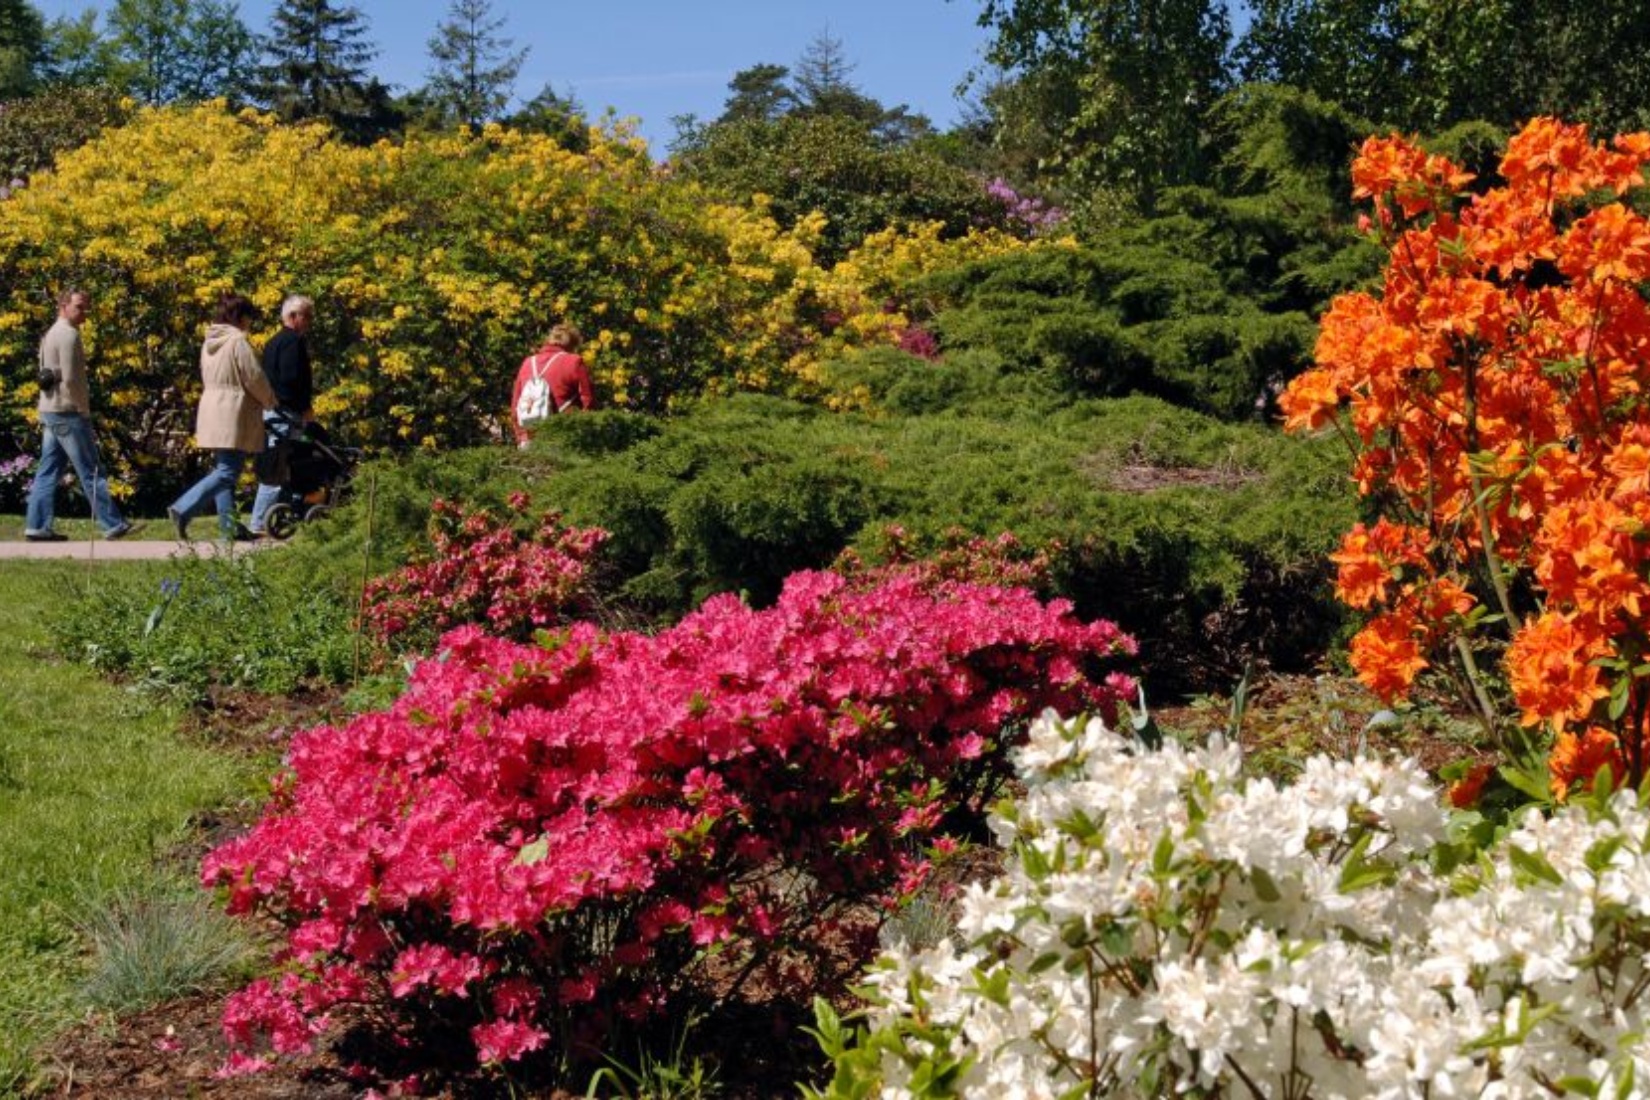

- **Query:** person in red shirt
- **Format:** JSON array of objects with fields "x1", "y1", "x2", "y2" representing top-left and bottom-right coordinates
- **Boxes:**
[{"x1": 511, "y1": 322, "x2": 595, "y2": 447}]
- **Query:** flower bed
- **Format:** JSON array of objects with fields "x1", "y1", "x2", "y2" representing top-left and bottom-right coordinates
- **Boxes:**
[{"x1": 203, "y1": 569, "x2": 1135, "y2": 1080}]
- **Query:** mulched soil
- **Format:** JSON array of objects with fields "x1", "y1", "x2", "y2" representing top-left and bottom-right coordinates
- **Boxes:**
[
  {"x1": 26, "y1": 671, "x2": 1492, "y2": 1098},
  {"x1": 41, "y1": 996, "x2": 363, "y2": 1099}
]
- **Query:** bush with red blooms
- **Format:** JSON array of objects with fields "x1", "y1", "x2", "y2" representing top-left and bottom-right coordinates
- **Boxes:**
[
  {"x1": 202, "y1": 568, "x2": 1136, "y2": 1079},
  {"x1": 834, "y1": 525, "x2": 1060, "y2": 594},
  {"x1": 361, "y1": 493, "x2": 608, "y2": 649}
]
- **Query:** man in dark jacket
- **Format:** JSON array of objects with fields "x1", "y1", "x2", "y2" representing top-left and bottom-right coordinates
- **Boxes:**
[{"x1": 248, "y1": 294, "x2": 314, "y2": 537}]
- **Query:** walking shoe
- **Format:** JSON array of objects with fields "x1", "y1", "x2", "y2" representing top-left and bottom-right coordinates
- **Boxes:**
[
  {"x1": 167, "y1": 506, "x2": 190, "y2": 542},
  {"x1": 102, "y1": 520, "x2": 143, "y2": 540},
  {"x1": 23, "y1": 529, "x2": 68, "y2": 542}
]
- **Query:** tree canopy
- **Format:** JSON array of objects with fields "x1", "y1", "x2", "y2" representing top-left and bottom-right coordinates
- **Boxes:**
[
  {"x1": 422, "y1": 0, "x2": 525, "y2": 129},
  {"x1": 252, "y1": 0, "x2": 394, "y2": 139}
]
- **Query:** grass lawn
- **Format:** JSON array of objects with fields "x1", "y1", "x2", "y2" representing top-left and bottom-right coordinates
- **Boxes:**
[{"x1": 0, "y1": 560, "x2": 255, "y2": 1093}]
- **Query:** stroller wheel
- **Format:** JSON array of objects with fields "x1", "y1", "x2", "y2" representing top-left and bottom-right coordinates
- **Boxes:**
[
  {"x1": 304, "y1": 503, "x2": 334, "y2": 524},
  {"x1": 265, "y1": 503, "x2": 299, "y2": 541}
]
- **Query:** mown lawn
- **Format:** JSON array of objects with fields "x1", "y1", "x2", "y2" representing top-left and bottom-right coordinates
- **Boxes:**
[{"x1": 0, "y1": 561, "x2": 253, "y2": 1094}]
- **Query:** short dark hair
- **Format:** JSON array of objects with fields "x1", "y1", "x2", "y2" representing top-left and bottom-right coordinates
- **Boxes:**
[
  {"x1": 56, "y1": 287, "x2": 88, "y2": 308},
  {"x1": 213, "y1": 292, "x2": 261, "y2": 326}
]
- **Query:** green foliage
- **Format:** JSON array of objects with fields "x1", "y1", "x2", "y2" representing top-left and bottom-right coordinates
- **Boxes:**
[
  {"x1": 914, "y1": 88, "x2": 1392, "y2": 422},
  {"x1": 44, "y1": 551, "x2": 358, "y2": 703},
  {"x1": 104, "y1": 0, "x2": 257, "y2": 105},
  {"x1": 975, "y1": 0, "x2": 1233, "y2": 212},
  {"x1": 1233, "y1": 0, "x2": 1410, "y2": 125},
  {"x1": 503, "y1": 81, "x2": 588, "y2": 150},
  {"x1": 920, "y1": 243, "x2": 1317, "y2": 420},
  {"x1": 673, "y1": 113, "x2": 1007, "y2": 264},
  {"x1": 253, "y1": 0, "x2": 396, "y2": 140},
  {"x1": 0, "y1": 0, "x2": 45, "y2": 97},
  {"x1": 1397, "y1": 0, "x2": 1650, "y2": 135},
  {"x1": 585, "y1": 1013, "x2": 724, "y2": 1100},
  {"x1": 422, "y1": 0, "x2": 526, "y2": 128},
  {"x1": 0, "y1": 84, "x2": 132, "y2": 184},
  {"x1": 0, "y1": 560, "x2": 249, "y2": 1090},
  {"x1": 308, "y1": 390, "x2": 1353, "y2": 695}
]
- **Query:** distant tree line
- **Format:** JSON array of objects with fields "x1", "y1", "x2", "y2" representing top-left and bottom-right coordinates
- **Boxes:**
[{"x1": 0, "y1": 0, "x2": 569, "y2": 141}]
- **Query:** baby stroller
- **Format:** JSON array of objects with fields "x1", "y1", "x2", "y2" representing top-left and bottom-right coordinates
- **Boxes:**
[{"x1": 254, "y1": 412, "x2": 361, "y2": 541}]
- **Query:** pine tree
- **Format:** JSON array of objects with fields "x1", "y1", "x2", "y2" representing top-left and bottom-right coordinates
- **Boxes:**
[
  {"x1": 0, "y1": 0, "x2": 46, "y2": 96},
  {"x1": 424, "y1": 0, "x2": 525, "y2": 128},
  {"x1": 254, "y1": 0, "x2": 380, "y2": 134}
]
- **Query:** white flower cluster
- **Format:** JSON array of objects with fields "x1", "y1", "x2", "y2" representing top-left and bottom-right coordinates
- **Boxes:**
[{"x1": 837, "y1": 712, "x2": 1650, "y2": 1099}]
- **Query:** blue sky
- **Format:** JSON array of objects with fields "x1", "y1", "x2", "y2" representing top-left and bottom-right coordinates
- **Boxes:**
[{"x1": 30, "y1": 0, "x2": 999, "y2": 151}]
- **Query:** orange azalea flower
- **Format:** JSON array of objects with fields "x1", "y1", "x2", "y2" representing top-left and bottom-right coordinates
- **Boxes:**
[
  {"x1": 1548, "y1": 726, "x2": 1624, "y2": 801},
  {"x1": 1348, "y1": 610, "x2": 1429, "y2": 702},
  {"x1": 1501, "y1": 117, "x2": 1596, "y2": 199},
  {"x1": 1416, "y1": 576, "x2": 1476, "y2": 625},
  {"x1": 1330, "y1": 520, "x2": 1428, "y2": 609},
  {"x1": 1558, "y1": 203, "x2": 1650, "y2": 285},
  {"x1": 1278, "y1": 368, "x2": 1342, "y2": 433},
  {"x1": 1461, "y1": 186, "x2": 1559, "y2": 277},
  {"x1": 1294, "y1": 116, "x2": 1650, "y2": 792},
  {"x1": 1606, "y1": 425, "x2": 1650, "y2": 500},
  {"x1": 1447, "y1": 760, "x2": 1495, "y2": 809},
  {"x1": 1351, "y1": 134, "x2": 1474, "y2": 218},
  {"x1": 1506, "y1": 613, "x2": 1611, "y2": 728},
  {"x1": 1418, "y1": 276, "x2": 1509, "y2": 342}
]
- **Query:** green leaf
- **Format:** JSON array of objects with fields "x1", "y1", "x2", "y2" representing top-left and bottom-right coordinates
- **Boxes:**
[
  {"x1": 513, "y1": 835, "x2": 550, "y2": 866},
  {"x1": 1250, "y1": 866, "x2": 1282, "y2": 903},
  {"x1": 1507, "y1": 844, "x2": 1563, "y2": 887},
  {"x1": 972, "y1": 966, "x2": 1011, "y2": 1007},
  {"x1": 1584, "y1": 837, "x2": 1623, "y2": 870},
  {"x1": 1498, "y1": 760, "x2": 1553, "y2": 803},
  {"x1": 1151, "y1": 832, "x2": 1175, "y2": 877}
]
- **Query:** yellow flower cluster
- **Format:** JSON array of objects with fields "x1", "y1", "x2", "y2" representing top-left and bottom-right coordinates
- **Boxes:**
[{"x1": 0, "y1": 103, "x2": 1041, "y2": 489}]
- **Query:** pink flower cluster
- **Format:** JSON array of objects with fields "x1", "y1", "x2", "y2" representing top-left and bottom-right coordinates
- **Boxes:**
[
  {"x1": 203, "y1": 567, "x2": 1135, "y2": 1077},
  {"x1": 984, "y1": 177, "x2": 1067, "y2": 234},
  {"x1": 838, "y1": 526, "x2": 1060, "y2": 593},
  {"x1": 362, "y1": 494, "x2": 607, "y2": 646}
]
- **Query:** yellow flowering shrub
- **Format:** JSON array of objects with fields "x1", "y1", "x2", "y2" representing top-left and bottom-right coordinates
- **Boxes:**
[{"x1": 0, "y1": 102, "x2": 1040, "y2": 493}]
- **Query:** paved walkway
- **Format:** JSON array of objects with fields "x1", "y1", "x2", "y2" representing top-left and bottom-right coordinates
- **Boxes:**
[{"x1": 0, "y1": 536, "x2": 268, "y2": 560}]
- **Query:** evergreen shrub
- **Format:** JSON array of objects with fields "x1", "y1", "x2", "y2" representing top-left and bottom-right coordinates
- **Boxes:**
[{"x1": 304, "y1": 392, "x2": 1353, "y2": 693}]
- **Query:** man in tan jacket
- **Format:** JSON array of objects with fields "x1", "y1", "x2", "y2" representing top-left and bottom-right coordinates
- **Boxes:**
[{"x1": 23, "y1": 287, "x2": 136, "y2": 541}]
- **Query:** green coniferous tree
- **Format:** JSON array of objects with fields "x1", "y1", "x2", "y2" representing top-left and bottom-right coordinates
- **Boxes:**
[
  {"x1": 253, "y1": 0, "x2": 384, "y2": 136},
  {"x1": 0, "y1": 0, "x2": 46, "y2": 97},
  {"x1": 423, "y1": 0, "x2": 525, "y2": 129}
]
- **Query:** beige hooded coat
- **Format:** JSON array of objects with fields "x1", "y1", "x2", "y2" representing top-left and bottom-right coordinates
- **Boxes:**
[{"x1": 194, "y1": 322, "x2": 276, "y2": 452}]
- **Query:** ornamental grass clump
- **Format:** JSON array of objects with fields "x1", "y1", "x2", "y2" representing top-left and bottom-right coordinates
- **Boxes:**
[
  {"x1": 814, "y1": 712, "x2": 1650, "y2": 1098},
  {"x1": 202, "y1": 569, "x2": 1135, "y2": 1080}
]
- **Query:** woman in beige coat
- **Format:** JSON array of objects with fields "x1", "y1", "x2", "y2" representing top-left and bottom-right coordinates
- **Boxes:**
[{"x1": 167, "y1": 293, "x2": 277, "y2": 541}]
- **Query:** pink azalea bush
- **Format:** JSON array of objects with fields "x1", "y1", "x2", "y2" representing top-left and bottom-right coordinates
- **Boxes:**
[
  {"x1": 203, "y1": 567, "x2": 1136, "y2": 1079},
  {"x1": 361, "y1": 493, "x2": 608, "y2": 648}
]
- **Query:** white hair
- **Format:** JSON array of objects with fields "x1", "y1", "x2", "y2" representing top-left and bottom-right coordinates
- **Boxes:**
[{"x1": 280, "y1": 294, "x2": 314, "y2": 321}]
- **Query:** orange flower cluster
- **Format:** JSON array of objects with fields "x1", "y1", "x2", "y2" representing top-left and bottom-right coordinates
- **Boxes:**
[{"x1": 1283, "y1": 118, "x2": 1650, "y2": 797}]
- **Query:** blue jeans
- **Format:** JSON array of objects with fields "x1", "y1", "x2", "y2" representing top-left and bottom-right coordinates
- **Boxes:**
[
  {"x1": 249, "y1": 410, "x2": 291, "y2": 534},
  {"x1": 25, "y1": 411, "x2": 126, "y2": 535},
  {"x1": 170, "y1": 449, "x2": 247, "y2": 537}
]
